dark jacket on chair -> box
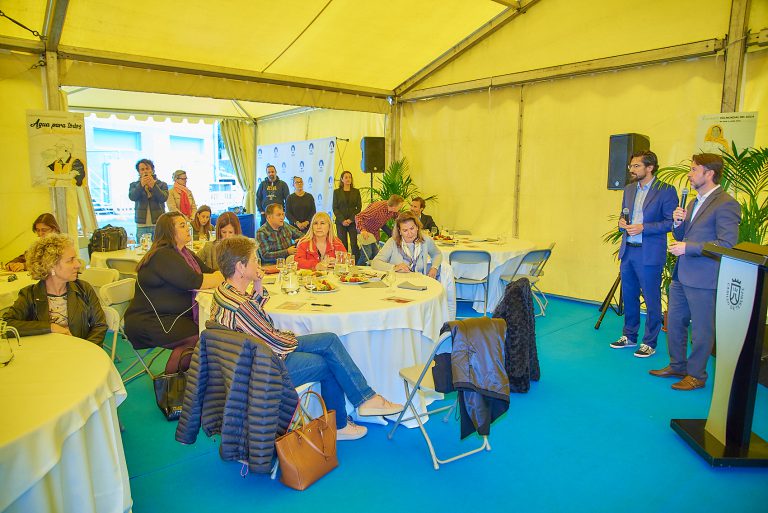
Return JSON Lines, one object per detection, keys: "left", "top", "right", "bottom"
{"left": 2, "top": 279, "right": 107, "bottom": 345}
{"left": 493, "top": 278, "right": 540, "bottom": 392}
{"left": 445, "top": 318, "right": 510, "bottom": 439}
{"left": 176, "top": 326, "right": 298, "bottom": 474}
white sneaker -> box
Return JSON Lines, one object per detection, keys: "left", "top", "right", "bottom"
{"left": 337, "top": 419, "right": 367, "bottom": 441}
{"left": 357, "top": 395, "right": 403, "bottom": 416}
{"left": 634, "top": 344, "right": 656, "bottom": 358}
{"left": 609, "top": 335, "right": 637, "bottom": 349}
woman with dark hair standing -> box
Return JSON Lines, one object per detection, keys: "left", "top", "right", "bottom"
{"left": 332, "top": 171, "right": 362, "bottom": 263}
{"left": 124, "top": 212, "right": 223, "bottom": 373}
{"left": 5, "top": 213, "right": 61, "bottom": 272}
{"left": 195, "top": 211, "right": 242, "bottom": 271}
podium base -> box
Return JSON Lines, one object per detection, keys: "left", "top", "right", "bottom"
{"left": 671, "top": 419, "right": 768, "bottom": 467}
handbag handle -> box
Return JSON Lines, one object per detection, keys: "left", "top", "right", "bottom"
{"left": 292, "top": 389, "right": 330, "bottom": 430}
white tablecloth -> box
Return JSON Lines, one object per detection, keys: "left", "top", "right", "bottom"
{"left": 89, "top": 248, "right": 143, "bottom": 269}
{"left": 438, "top": 237, "right": 535, "bottom": 313}
{"left": 0, "top": 273, "right": 36, "bottom": 311}
{"left": 0, "top": 334, "right": 131, "bottom": 513}
{"left": 196, "top": 272, "right": 449, "bottom": 420}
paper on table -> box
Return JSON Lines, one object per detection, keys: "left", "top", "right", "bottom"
{"left": 398, "top": 281, "right": 427, "bottom": 291}
{"left": 360, "top": 281, "right": 387, "bottom": 288}
{"left": 275, "top": 301, "right": 305, "bottom": 310}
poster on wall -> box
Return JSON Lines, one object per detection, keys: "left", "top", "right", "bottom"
{"left": 696, "top": 112, "right": 757, "bottom": 154}
{"left": 256, "top": 137, "right": 337, "bottom": 217}
{"left": 26, "top": 110, "right": 88, "bottom": 188}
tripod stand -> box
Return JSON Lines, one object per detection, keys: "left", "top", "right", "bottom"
{"left": 594, "top": 272, "right": 623, "bottom": 329}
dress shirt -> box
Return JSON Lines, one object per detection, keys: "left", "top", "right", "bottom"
{"left": 255, "top": 222, "right": 303, "bottom": 264}
{"left": 627, "top": 178, "right": 654, "bottom": 244}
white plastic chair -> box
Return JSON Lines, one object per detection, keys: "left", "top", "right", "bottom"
{"left": 79, "top": 267, "right": 119, "bottom": 300}
{"left": 100, "top": 278, "right": 135, "bottom": 363}
{"left": 387, "top": 330, "right": 491, "bottom": 470}
{"left": 449, "top": 250, "right": 491, "bottom": 317}
{"left": 500, "top": 244, "right": 554, "bottom": 316}
{"left": 106, "top": 258, "right": 138, "bottom": 280}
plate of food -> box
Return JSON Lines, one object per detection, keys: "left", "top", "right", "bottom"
{"left": 338, "top": 273, "right": 369, "bottom": 284}
{"left": 297, "top": 269, "right": 326, "bottom": 278}
{"left": 360, "top": 270, "right": 383, "bottom": 281}
{"left": 307, "top": 279, "right": 338, "bottom": 293}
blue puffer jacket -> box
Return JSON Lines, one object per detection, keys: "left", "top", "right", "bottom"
{"left": 175, "top": 326, "right": 299, "bottom": 474}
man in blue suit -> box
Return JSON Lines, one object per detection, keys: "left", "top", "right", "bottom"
{"left": 650, "top": 153, "right": 741, "bottom": 390}
{"left": 610, "top": 150, "right": 678, "bottom": 357}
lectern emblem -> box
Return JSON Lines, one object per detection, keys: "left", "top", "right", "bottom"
{"left": 727, "top": 278, "right": 743, "bottom": 310}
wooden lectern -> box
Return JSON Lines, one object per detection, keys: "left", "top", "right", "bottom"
{"left": 671, "top": 242, "right": 768, "bottom": 466}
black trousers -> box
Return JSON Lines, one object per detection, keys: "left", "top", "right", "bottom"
{"left": 336, "top": 221, "right": 359, "bottom": 262}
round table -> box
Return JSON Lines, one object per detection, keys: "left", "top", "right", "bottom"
{"left": 437, "top": 237, "right": 535, "bottom": 313}
{"left": 0, "top": 272, "right": 36, "bottom": 311}
{"left": 196, "top": 271, "right": 449, "bottom": 421}
{"left": 0, "top": 334, "right": 131, "bottom": 513}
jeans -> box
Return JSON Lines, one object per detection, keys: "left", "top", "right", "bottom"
{"left": 284, "top": 332, "right": 375, "bottom": 428}
{"left": 357, "top": 242, "right": 379, "bottom": 265}
{"left": 136, "top": 225, "right": 155, "bottom": 240}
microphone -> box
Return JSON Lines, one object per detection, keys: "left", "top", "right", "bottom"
{"left": 621, "top": 208, "right": 630, "bottom": 224}
{"left": 680, "top": 188, "right": 689, "bottom": 209}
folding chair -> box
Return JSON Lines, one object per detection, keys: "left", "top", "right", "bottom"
{"left": 449, "top": 250, "right": 491, "bottom": 317}
{"left": 106, "top": 258, "right": 138, "bottom": 280}
{"left": 387, "top": 330, "right": 491, "bottom": 470}
{"left": 79, "top": 266, "right": 119, "bottom": 300}
{"left": 500, "top": 245, "right": 554, "bottom": 316}
{"left": 100, "top": 278, "right": 165, "bottom": 382}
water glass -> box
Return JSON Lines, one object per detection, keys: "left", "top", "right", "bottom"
{"left": 276, "top": 257, "right": 286, "bottom": 272}
{"left": 384, "top": 270, "right": 396, "bottom": 291}
{"left": 209, "top": 230, "right": 216, "bottom": 241}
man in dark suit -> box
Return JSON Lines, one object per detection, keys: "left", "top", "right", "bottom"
{"left": 650, "top": 153, "right": 741, "bottom": 390}
{"left": 410, "top": 197, "right": 438, "bottom": 234}
{"left": 610, "top": 151, "right": 678, "bottom": 357}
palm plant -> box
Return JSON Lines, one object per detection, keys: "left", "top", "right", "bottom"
{"left": 360, "top": 157, "right": 436, "bottom": 204}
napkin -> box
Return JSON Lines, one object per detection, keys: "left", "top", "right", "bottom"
{"left": 360, "top": 281, "right": 387, "bottom": 288}
{"left": 398, "top": 281, "right": 427, "bottom": 291}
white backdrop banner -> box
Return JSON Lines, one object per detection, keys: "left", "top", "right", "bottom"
{"left": 26, "top": 110, "right": 88, "bottom": 188}
{"left": 256, "top": 137, "right": 337, "bottom": 216}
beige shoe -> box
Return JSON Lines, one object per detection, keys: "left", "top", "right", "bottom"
{"left": 337, "top": 420, "right": 367, "bottom": 441}
{"left": 357, "top": 395, "right": 404, "bottom": 417}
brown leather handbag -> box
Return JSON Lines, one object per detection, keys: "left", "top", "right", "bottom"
{"left": 275, "top": 390, "right": 338, "bottom": 490}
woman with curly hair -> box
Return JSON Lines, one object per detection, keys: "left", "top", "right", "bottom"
{"left": 2, "top": 234, "right": 107, "bottom": 344}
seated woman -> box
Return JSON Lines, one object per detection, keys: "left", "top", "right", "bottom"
{"left": 295, "top": 212, "right": 347, "bottom": 270}
{"left": 125, "top": 212, "right": 224, "bottom": 373}
{"left": 372, "top": 212, "right": 442, "bottom": 279}
{"left": 3, "top": 234, "right": 106, "bottom": 344}
{"left": 196, "top": 211, "right": 242, "bottom": 271}
{"left": 190, "top": 205, "right": 213, "bottom": 241}
{"left": 6, "top": 213, "right": 61, "bottom": 272}
{"left": 211, "top": 236, "right": 403, "bottom": 440}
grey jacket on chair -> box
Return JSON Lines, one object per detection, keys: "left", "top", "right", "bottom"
{"left": 175, "top": 326, "right": 299, "bottom": 474}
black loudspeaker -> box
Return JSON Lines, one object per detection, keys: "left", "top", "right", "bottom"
{"left": 361, "top": 136, "right": 385, "bottom": 173}
{"left": 607, "top": 133, "right": 650, "bottom": 190}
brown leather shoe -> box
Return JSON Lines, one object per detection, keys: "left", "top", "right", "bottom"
{"left": 671, "top": 376, "right": 705, "bottom": 391}
{"left": 649, "top": 366, "right": 685, "bottom": 378}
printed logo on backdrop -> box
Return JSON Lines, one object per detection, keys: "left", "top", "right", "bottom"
{"left": 257, "top": 148, "right": 263, "bottom": 158}
{"left": 727, "top": 279, "right": 744, "bottom": 310}
{"left": 329, "top": 140, "right": 335, "bottom": 153}
{"left": 299, "top": 161, "right": 305, "bottom": 174}
{"left": 318, "top": 159, "right": 324, "bottom": 173}
{"left": 273, "top": 147, "right": 279, "bottom": 158}
{"left": 308, "top": 143, "right": 315, "bottom": 155}
{"left": 318, "top": 193, "right": 323, "bottom": 203}
{"left": 328, "top": 176, "right": 334, "bottom": 187}
{"left": 281, "top": 162, "right": 287, "bottom": 173}
{"left": 290, "top": 145, "right": 296, "bottom": 156}
{"left": 26, "top": 110, "right": 88, "bottom": 188}
{"left": 307, "top": 177, "right": 313, "bottom": 191}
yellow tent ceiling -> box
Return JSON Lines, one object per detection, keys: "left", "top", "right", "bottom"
{"left": 1, "top": 0, "right": 508, "bottom": 115}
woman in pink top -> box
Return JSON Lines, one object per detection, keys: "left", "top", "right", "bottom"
{"left": 295, "top": 212, "right": 347, "bottom": 270}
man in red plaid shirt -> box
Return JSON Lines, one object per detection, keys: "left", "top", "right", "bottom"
{"left": 354, "top": 194, "right": 404, "bottom": 264}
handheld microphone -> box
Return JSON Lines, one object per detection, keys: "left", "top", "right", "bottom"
{"left": 680, "top": 188, "right": 689, "bottom": 209}
{"left": 621, "top": 208, "right": 630, "bottom": 224}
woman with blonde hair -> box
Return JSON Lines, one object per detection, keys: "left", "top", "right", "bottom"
{"left": 3, "top": 234, "right": 107, "bottom": 344}
{"left": 372, "top": 212, "right": 442, "bottom": 279}
{"left": 295, "top": 212, "right": 347, "bottom": 270}
{"left": 196, "top": 211, "right": 242, "bottom": 271}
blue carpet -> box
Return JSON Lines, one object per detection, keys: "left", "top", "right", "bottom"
{"left": 114, "top": 298, "right": 768, "bottom": 512}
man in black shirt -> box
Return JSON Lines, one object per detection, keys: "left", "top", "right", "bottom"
{"left": 256, "top": 164, "right": 290, "bottom": 225}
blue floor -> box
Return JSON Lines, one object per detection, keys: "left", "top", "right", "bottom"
{"left": 113, "top": 298, "right": 768, "bottom": 513}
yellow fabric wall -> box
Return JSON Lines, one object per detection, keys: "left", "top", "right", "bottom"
{"left": 256, "top": 109, "right": 385, "bottom": 201}
{"left": 744, "top": 49, "right": 768, "bottom": 144}
{"left": 0, "top": 53, "right": 52, "bottom": 264}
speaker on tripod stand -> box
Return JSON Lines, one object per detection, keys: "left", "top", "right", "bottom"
{"left": 361, "top": 136, "right": 385, "bottom": 202}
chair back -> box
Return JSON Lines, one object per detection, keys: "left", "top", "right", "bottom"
{"left": 99, "top": 278, "right": 136, "bottom": 318}
{"left": 106, "top": 258, "right": 138, "bottom": 280}
{"left": 449, "top": 250, "right": 491, "bottom": 266}
{"left": 79, "top": 267, "right": 119, "bottom": 296}
{"left": 518, "top": 249, "right": 552, "bottom": 279}
{"left": 102, "top": 305, "right": 121, "bottom": 332}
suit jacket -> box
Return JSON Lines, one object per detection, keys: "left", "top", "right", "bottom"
{"left": 672, "top": 187, "right": 741, "bottom": 289}
{"left": 618, "top": 180, "right": 678, "bottom": 266}
{"left": 419, "top": 213, "right": 438, "bottom": 233}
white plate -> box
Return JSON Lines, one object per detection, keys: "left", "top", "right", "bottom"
{"left": 307, "top": 286, "right": 338, "bottom": 293}
{"left": 338, "top": 279, "right": 369, "bottom": 285}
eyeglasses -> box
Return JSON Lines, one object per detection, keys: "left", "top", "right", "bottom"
{"left": 627, "top": 164, "right": 645, "bottom": 170}
{"left": 177, "top": 176, "right": 188, "bottom": 181}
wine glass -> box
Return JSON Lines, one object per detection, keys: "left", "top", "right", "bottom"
{"left": 306, "top": 278, "right": 317, "bottom": 300}
{"left": 383, "top": 270, "right": 396, "bottom": 291}
{"left": 209, "top": 230, "right": 216, "bottom": 242}
{"left": 276, "top": 257, "right": 286, "bottom": 272}
{"left": 430, "top": 226, "right": 439, "bottom": 237}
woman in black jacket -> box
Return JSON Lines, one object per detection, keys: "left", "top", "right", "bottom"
{"left": 332, "top": 171, "right": 362, "bottom": 263}
{"left": 3, "top": 234, "right": 107, "bottom": 345}
{"left": 125, "top": 212, "right": 223, "bottom": 372}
